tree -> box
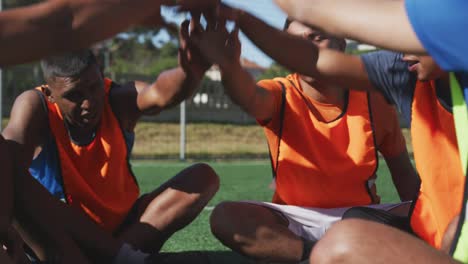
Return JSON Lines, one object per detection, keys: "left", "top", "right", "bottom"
{"left": 257, "top": 63, "right": 290, "bottom": 81}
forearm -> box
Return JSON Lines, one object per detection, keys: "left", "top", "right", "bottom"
{"left": 220, "top": 62, "right": 272, "bottom": 121}
{"left": 236, "top": 11, "right": 319, "bottom": 77}
{"left": 0, "top": 0, "right": 163, "bottom": 66}
{"left": 143, "top": 67, "right": 202, "bottom": 113}
{"left": 386, "top": 152, "right": 420, "bottom": 201}
{"left": 275, "top": 0, "right": 424, "bottom": 54}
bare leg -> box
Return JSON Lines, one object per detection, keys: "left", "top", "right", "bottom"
{"left": 310, "top": 219, "right": 459, "bottom": 264}
{"left": 118, "top": 163, "right": 219, "bottom": 253}
{"left": 0, "top": 136, "right": 14, "bottom": 240}
{"left": 0, "top": 249, "right": 13, "bottom": 264}
{"left": 3, "top": 226, "right": 31, "bottom": 264}
{"left": 13, "top": 166, "right": 122, "bottom": 263}
{"left": 210, "top": 202, "right": 304, "bottom": 263}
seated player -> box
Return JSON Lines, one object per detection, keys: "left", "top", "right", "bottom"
{"left": 188, "top": 16, "right": 419, "bottom": 263}
{"left": 203, "top": 4, "right": 465, "bottom": 263}
{"left": 2, "top": 20, "right": 220, "bottom": 256}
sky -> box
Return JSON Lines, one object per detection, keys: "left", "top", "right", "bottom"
{"left": 159, "top": 0, "right": 287, "bottom": 67}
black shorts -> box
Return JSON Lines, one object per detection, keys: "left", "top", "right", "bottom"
{"left": 342, "top": 206, "right": 414, "bottom": 234}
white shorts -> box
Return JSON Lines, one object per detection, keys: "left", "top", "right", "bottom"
{"left": 243, "top": 201, "right": 412, "bottom": 242}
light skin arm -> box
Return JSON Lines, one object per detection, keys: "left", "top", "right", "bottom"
{"left": 274, "top": 0, "right": 425, "bottom": 54}
{"left": 219, "top": 5, "right": 375, "bottom": 91}
{"left": 0, "top": 0, "right": 218, "bottom": 66}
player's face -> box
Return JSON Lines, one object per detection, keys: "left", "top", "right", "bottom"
{"left": 287, "top": 21, "right": 345, "bottom": 51}
{"left": 47, "top": 64, "right": 105, "bottom": 131}
{"left": 402, "top": 54, "right": 444, "bottom": 81}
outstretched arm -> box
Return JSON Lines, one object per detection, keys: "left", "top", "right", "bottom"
{"left": 0, "top": 0, "right": 219, "bottom": 66}
{"left": 111, "top": 19, "right": 211, "bottom": 129}
{"left": 274, "top": 0, "right": 425, "bottom": 54}
{"left": 136, "top": 19, "right": 211, "bottom": 114}
{"left": 219, "top": 5, "right": 374, "bottom": 91}
{"left": 189, "top": 19, "right": 276, "bottom": 121}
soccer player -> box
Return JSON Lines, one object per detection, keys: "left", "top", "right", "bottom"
{"left": 2, "top": 19, "right": 219, "bottom": 261}
{"left": 0, "top": 1, "right": 218, "bottom": 262}
{"left": 189, "top": 15, "right": 419, "bottom": 263}
{"left": 211, "top": 4, "right": 466, "bottom": 264}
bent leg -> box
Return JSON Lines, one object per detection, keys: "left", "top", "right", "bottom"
{"left": 118, "top": 163, "right": 219, "bottom": 253}
{"left": 310, "top": 219, "right": 459, "bottom": 264}
{"left": 210, "top": 201, "right": 304, "bottom": 263}
{"left": 0, "top": 249, "right": 13, "bottom": 264}
{"left": 13, "top": 166, "right": 120, "bottom": 263}
{"left": 0, "top": 136, "right": 14, "bottom": 240}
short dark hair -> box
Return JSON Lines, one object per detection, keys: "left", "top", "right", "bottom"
{"left": 41, "top": 49, "right": 97, "bottom": 80}
{"left": 283, "top": 17, "right": 293, "bottom": 31}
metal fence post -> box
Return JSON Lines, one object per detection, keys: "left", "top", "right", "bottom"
{"left": 180, "top": 101, "right": 186, "bottom": 161}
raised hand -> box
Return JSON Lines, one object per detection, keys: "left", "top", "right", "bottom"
{"left": 178, "top": 17, "right": 212, "bottom": 79}
{"left": 189, "top": 19, "right": 241, "bottom": 70}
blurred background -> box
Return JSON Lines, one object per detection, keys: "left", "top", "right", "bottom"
{"left": 0, "top": 1, "right": 409, "bottom": 262}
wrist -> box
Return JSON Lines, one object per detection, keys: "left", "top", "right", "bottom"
{"left": 219, "top": 59, "right": 242, "bottom": 74}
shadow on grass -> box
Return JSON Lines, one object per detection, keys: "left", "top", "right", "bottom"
{"left": 152, "top": 250, "right": 255, "bottom": 264}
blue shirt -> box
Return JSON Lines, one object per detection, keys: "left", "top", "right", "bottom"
{"left": 405, "top": 0, "right": 468, "bottom": 105}
{"left": 361, "top": 50, "right": 452, "bottom": 127}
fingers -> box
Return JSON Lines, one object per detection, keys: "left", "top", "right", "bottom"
{"left": 229, "top": 25, "right": 240, "bottom": 45}
{"left": 190, "top": 12, "right": 203, "bottom": 37}
{"left": 179, "top": 20, "right": 190, "bottom": 49}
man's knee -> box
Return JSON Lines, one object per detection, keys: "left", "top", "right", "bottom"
{"left": 210, "top": 202, "right": 238, "bottom": 240}
{"left": 186, "top": 163, "right": 219, "bottom": 196}
{"left": 310, "top": 220, "right": 361, "bottom": 264}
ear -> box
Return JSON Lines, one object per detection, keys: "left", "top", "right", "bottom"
{"left": 42, "top": 85, "right": 55, "bottom": 103}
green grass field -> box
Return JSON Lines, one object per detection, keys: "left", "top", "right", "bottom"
{"left": 131, "top": 159, "right": 401, "bottom": 263}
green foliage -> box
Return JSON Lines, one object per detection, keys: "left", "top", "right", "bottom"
{"left": 109, "top": 40, "right": 179, "bottom": 77}
{"left": 257, "top": 63, "right": 291, "bottom": 81}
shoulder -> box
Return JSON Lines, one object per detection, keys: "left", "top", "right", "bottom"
{"left": 4, "top": 89, "right": 49, "bottom": 142}
{"left": 108, "top": 80, "right": 141, "bottom": 131}
{"left": 13, "top": 89, "right": 47, "bottom": 117}
{"left": 257, "top": 78, "right": 283, "bottom": 90}
{"left": 369, "top": 91, "right": 397, "bottom": 115}
{"left": 360, "top": 50, "right": 405, "bottom": 74}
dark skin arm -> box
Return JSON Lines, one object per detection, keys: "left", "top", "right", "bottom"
{"left": 0, "top": 0, "right": 218, "bottom": 66}
{"left": 111, "top": 19, "right": 210, "bottom": 130}
{"left": 274, "top": 0, "right": 425, "bottom": 54}
{"left": 384, "top": 151, "right": 420, "bottom": 202}
{"left": 218, "top": 5, "right": 374, "bottom": 91}
{"left": 189, "top": 17, "right": 276, "bottom": 121}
